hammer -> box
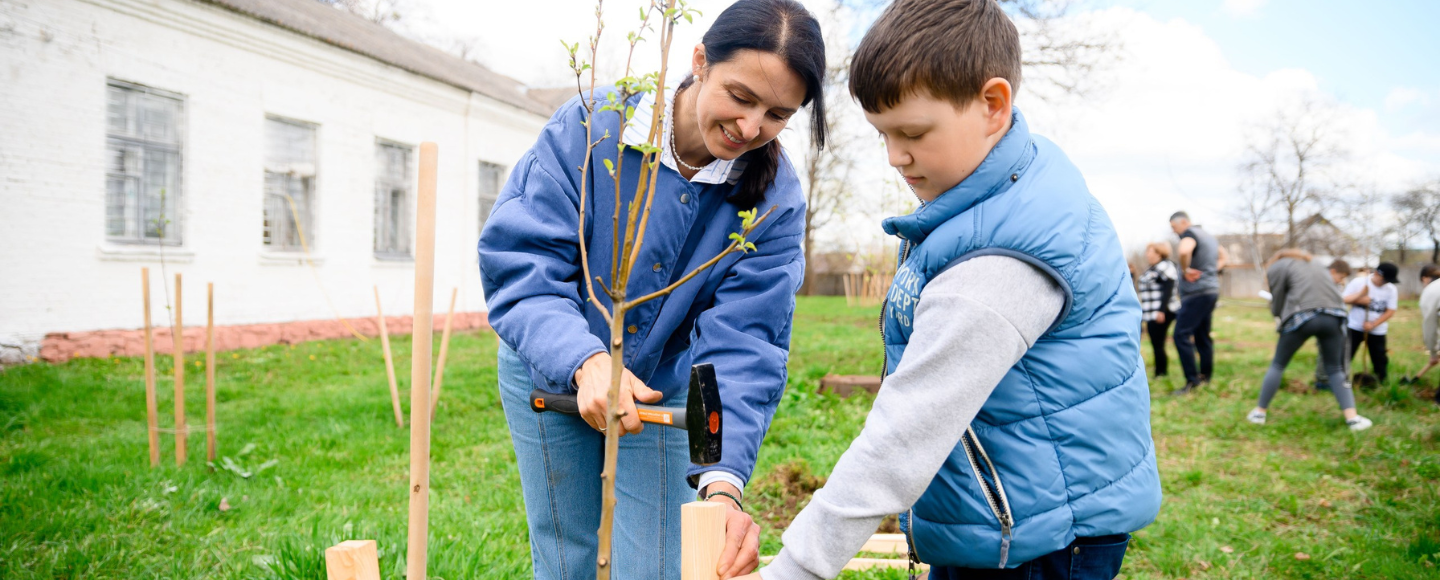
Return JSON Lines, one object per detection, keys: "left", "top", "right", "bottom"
{"left": 529, "top": 363, "right": 723, "bottom": 465}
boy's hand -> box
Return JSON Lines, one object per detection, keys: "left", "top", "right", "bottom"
{"left": 574, "top": 352, "right": 663, "bottom": 435}
{"left": 706, "top": 482, "right": 761, "bottom": 579}
{"left": 1184, "top": 268, "right": 1202, "bottom": 283}
{"left": 1363, "top": 320, "right": 1379, "bottom": 332}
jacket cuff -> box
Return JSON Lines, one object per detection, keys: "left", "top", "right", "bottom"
{"left": 557, "top": 344, "right": 608, "bottom": 393}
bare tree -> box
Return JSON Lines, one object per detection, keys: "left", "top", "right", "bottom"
{"left": 318, "top": 0, "right": 409, "bottom": 28}
{"left": 1004, "top": 0, "right": 1121, "bottom": 102}
{"left": 799, "top": 1, "right": 862, "bottom": 295}
{"left": 1236, "top": 97, "right": 1345, "bottom": 249}
{"left": 1393, "top": 180, "right": 1440, "bottom": 264}
{"left": 845, "top": 0, "right": 1121, "bottom": 102}
{"left": 1230, "top": 164, "right": 1278, "bottom": 272}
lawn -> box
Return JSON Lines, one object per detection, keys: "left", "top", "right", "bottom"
{"left": 2, "top": 297, "right": 1438, "bottom": 579}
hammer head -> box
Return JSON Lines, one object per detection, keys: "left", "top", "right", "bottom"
{"left": 686, "top": 363, "right": 723, "bottom": 466}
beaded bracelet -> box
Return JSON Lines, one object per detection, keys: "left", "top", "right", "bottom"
{"left": 704, "top": 490, "right": 744, "bottom": 513}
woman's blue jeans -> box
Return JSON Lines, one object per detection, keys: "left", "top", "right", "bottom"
{"left": 498, "top": 341, "right": 692, "bottom": 580}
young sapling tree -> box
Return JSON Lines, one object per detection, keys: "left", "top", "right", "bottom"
{"left": 564, "top": 1, "right": 774, "bottom": 578}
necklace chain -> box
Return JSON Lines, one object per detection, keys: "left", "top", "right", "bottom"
{"left": 668, "top": 92, "right": 706, "bottom": 172}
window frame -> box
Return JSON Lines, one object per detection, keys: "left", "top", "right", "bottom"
{"left": 373, "top": 139, "right": 415, "bottom": 260}
{"left": 261, "top": 115, "right": 320, "bottom": 253}
{"left": 478, "top": 160, "right": 506, "bottom": 236}
{"left": 104, "top": 79, "right": 186, "bottom": 246}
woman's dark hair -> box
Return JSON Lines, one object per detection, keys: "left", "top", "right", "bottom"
{"left": 686, "top": 0, "right": 827, "bottom": 208}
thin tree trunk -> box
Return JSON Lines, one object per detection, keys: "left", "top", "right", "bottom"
{"left": 596, "top": 314, "right": 626, "bottom": 580}
{"left": 800, "top": 223, "right": 815, "bottom": 295}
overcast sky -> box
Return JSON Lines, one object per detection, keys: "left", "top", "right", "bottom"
{"left": 390, "top": 0, "right": 1440, "bottom": 251}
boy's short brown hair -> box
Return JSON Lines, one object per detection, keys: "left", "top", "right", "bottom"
{"left": 1328, "top": 259, "right": 1351, "bottom": 276}
{"left": 849, "top": 0, "right": 1022, "bottom": 113}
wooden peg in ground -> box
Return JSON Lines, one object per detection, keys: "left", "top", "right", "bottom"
{"left": 141, "top": 268, "right": 159, "bottom": 467}
{"left": 406, "top": 141, "right": 439, "bottom": 580}
{"left": 374, "top": 286, "right": 403, "bottom": 428}
{"left": 682, "top": 501, "right": 727, "bottom": 580}
{"left": 324, "top": 539, "right": 380, "bottom": 580}
{"left": 206, "top": 282, "right": 217, "bottom": 462}
{"left": 430, "top": 287, "right": 457, "bottom": 420}
{"left": 173, "top": 273, "right": 186, "bottom": 466}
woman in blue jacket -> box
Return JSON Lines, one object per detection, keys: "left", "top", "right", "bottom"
{"left": 477, "top": 1, "right": 827, "bottom": 578}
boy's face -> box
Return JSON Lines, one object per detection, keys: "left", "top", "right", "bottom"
{"left": 864, "top": 79, "right": 1012, "bottom": 202}
{"left": 1330, "top": 269, "right": 1346, "bottom": 284}
{"left": 1371, "top": 272, "right": 1385, "bottom": 286}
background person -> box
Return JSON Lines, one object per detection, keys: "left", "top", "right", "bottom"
{"left": 1344, "top": 262, "right": 1400, "bottom": 384}
{"left": 1314, "top": 259, "right": 1351, "bottom": 391}
{"left": 1139, "top": 241, "right": 1180, "bottom": 378}
{"left": 1169, "top": 211, "right": 1229, "bottom": 394}
{"left": 477, "top": 1, "right": 828, "bottom": 577}
{"left": 1416, "top": 264, "right": 1440, "bottom": 399}
{"left": 1246, "top": 250, "right": 1371, "bottom": 431}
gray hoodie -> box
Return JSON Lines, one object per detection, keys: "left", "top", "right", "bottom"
{"left": 1266, "top": 256, "right": 1344, "bottom": 327}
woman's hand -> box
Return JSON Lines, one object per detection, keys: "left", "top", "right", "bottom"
{"left": 1155, "top": 311, "right": 1165, "bottom": 324}
{"left": 705, "top": 481, "right": 762, "bottom": 579}
{"left": 574, "top": 352, "right": 663, "bottom": 435}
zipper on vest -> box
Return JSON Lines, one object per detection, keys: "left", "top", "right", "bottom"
{"left": 961, "top": 427, "right": 1014, "bottom": 568}
{"left": 904, "top": 508, "right": 923, "bottom": 580}
{"left": 879, "top": 240, "right": 913, "bottom": 381}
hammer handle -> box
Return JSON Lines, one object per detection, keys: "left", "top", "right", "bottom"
{"left": 528, "top": 389, "right": 688, "bottom": 428}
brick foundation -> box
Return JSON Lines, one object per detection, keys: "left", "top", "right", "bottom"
{"left": 39, "top": 312, "right": 490, "bottom": 363}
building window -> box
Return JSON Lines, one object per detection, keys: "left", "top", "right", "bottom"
{"left": 374, "top": 141, "right": 413, "bottom": 258}
{"left": 479, "top": 161, "right": 505, "bottom": 233}
{"left": 106, "top": 81, "right": 184, "bottom": 244}
{"left": 263, "top": 116, "right": 317, "bottom": 251}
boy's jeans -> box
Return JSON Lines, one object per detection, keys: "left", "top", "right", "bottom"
{"left": 928, "top": 534, "right": 1130, "bottom": 580}
{"left": 497, "top": 341, "right": 692, "bottom": 580}
{"left": 1173, "top": 293, "right": 1218, "bottom": 383}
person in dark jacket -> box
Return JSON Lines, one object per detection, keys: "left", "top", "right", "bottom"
{"left": 477, "top": 2, "right": 830, "bottom": 578}
{"left": 1247, "top": 250, "right": 1372, "bottom": 431}
{"left": 1138, "top": 242, "right": 1180, "bottom": 377}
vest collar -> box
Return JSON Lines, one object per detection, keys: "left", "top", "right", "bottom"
{"left": 882, "top": 109, "right": 1036, "bottom": 245}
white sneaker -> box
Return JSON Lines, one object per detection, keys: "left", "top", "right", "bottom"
{"left": 1247, "top": 409, "right": 1267, "bottom": 425}
{"left": 1347, "top": 415, "right": 1373, "bottom": 432}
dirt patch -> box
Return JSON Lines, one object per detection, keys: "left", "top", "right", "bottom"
{"left": 748, "top": 459, "right": 899, "bottom": 533}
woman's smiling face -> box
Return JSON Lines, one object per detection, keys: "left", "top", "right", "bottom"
{"left": 688, "top": 47, "right": 806, "bottom": 161}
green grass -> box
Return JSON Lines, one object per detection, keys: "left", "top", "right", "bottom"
{"left": 2, "top": 297, "right": 1437, "bottom": 579}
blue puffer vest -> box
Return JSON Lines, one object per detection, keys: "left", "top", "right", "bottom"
{"left": 886, "top": 110, "right": 1161, "bottom": 569}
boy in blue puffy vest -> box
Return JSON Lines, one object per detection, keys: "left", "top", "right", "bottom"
{"left": 745, "top": 1, "right": 1161, "bottom": 579}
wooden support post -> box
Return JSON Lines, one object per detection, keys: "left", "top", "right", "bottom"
{"left": 375, "top": 286, "right": 403, "bottom": 428}
{"left": 206, "top": 282, "right": 216, "bottom": 463}
{"left": 142, "top": 268, "right": 159, "bottom": 467}
{"left": 173, "top": 273, "right": 186, "bottom": 466}
{"left": 681, "top": 501, "right": 727, "bottom": 580}
{"left": 406, "top": 141, "right": 439, "bottom": 580}
{"left": 430, "top": 287, "right": 457, "bottom": 420}
{"left": 324, "top": 539, "right": 381, "bottom": 580}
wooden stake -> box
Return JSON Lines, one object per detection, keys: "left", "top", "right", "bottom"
{"left": 206, "top": 282, "right": 216, "bottom": 463}
{"left": 406, "top": 141, "right": 438, "bottom": 580}
{"left": 173, "top": 273, "right": 186, "bottom": 466}
{"left": 681, "top": 501, "right": 727, "bottom": 580}
{"left": 375, "top": 286, "right": 403, "bottom": 428}
{"left": 430, "top": 287, "right": 457, "bottom": 420}
{"left": 142, "top": 268, "right": 159, "bottom": 467}
{"left": 324, "top": 539, "right": 381, "bottom": 580}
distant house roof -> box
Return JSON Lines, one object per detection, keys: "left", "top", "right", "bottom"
{"left": 197, "top": 0, "right": 556, "bottom": 117}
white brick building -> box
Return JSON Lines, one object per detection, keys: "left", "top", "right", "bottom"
{"left": 0, "top": 0, "right": 562, "bottom": 362}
